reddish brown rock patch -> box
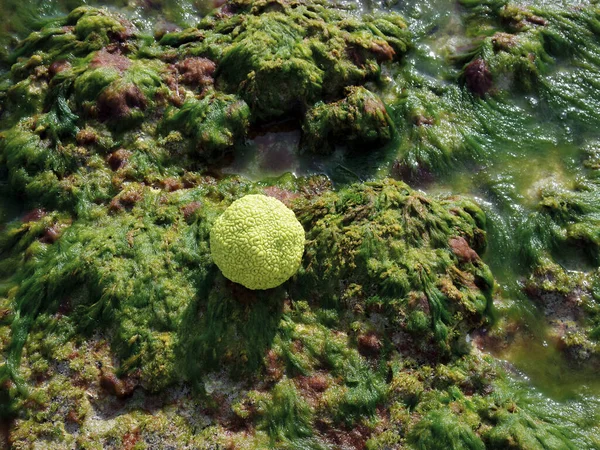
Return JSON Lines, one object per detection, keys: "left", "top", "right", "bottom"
{"left": 161, "top": 177, "right": 183, "bottom": 192}
{"left": 48, "top": 59, "right": 71, "bottom": 78}
{"left": 370, "top": 41, "right": 395, "bottom": 62}
{"left": 99, "top": 367, "right": 138, "bottom": 399}
{"left": 107, "top": 149, "right": 131, "bottom": 171}
{"left": 449, "top": 236, "right": 479, "bottom": 263}
{"left": 464, "top": 58, "right": 493, "bottom": 97}
{"left": 97, "top": 84, "right": 146, "bottom": 121}
{"left": 175, "top": 57, "right": 216, "bottom": 88}
{"left": 357, "top": 332, "right": 383, "bottom": 357}
{"left": 21, "top": 208, "right": 47, "bottom": 223}
{"left": 76, "top": 128, "right": 98, "bottom": 146}
{"left": 264, "top": 186, "right": 300, "bottom": 207}
{"left": 90, "top": 49, "right": 131, "bottom": 72}
{"left": 181, "top": 201, "right": 203, "bottom": 221}
{"left": 316, "top": 420, "right": 371, "bottom": 450}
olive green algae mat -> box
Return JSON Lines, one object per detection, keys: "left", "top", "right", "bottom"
{"left": 0, "top": 0, "right": 599, "bottom": 448}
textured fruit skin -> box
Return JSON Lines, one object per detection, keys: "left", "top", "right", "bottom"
{"left": 210, "top": 195, "right": 305, "bottom": 290}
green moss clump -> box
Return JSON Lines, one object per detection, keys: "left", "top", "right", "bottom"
{"left": 161, "top": 90, "right": 250, "bottom": 161}
{"left": 258, "top": 378, "right": 314, "bottom": 444}
{"left": 72, "top": 7, "right": 129, "bottom": 45}
{"left": 74, "top": 59, "right": 167, "bottom": 128}
{"left": 159, "top": 0, "right": 410, "bottom": 150}
{"left": 9, "top": 7, "right": 128, "bottom": 67}
{"left": 293, "top": 179, "right": 494, "bottom": 353}
{"left": 205, "top": 0, "right": 410, "bottom": 121}
{"left": 408, "top": 409, "right": 485, "bottom": 450}
{"left": 302, "top": 86, "right": 393, "bottom": 154}
{"left": 458, "top": 0, "right": 600, "bottom": 126}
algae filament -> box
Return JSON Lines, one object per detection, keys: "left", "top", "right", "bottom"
{"left": 0, "top": 0, "right": 599, "bottom": 448}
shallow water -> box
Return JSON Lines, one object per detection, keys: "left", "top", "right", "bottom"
{"left": 384, "top": 0, "right": 600, "bottom": 407}
{"left": 1, "top": 0, "right": 599, "bottom": 440}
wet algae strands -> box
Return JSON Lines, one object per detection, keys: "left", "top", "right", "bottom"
{"left": 0, "top": 0, "right": 599, "bottom": 448}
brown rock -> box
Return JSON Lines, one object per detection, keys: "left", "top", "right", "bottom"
{"left": 161, "top": 177, "right": 183, "bottom": 192}
{"left": 107, "top": 149, "right": 131, "bottom": 171}
{"left": 449, "top": 236, "right": 479, "bottom": 263}
{"left": 357, "top": 333, "right": 383, "bottom": 357}
{"left": 175, "top": 57, "right": 216, "bottom": 88}
{"left": 21, "top": 208, "right": 46, "bottom": 222}
{"left": 40, "top": 225, "right": 63, "bottom": 244}
{"left": 181, "top": 201, "right": 203, "bottom": 221}
{"left": 48, "top": 59, "right": 71, "bottom": 78}
{"left": 464, "top": 58, "right": 493, "bottom": 97}
{"left": 97, "top": 84, "right": 146, "bottom": 121}
{"left": 99, "top": 368, "right": 138, "bottom": 399}
{"left": 76, "top": 129, "right": 98, "bottom": 146}
{"left": 90, "top": 49, "right": 131, "bottom": 72}
{"left": 370, "top": 41, "right": 395, "bottom": 62}
{"left": 264, "top": 186, "right": 300, "bottom": 207}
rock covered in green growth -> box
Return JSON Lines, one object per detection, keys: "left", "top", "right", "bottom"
{"left": 523, "top": 261, "right": 600, "bottom": 368}
{"left": 408, "top": 409, "right": 485, "bottom": 450}
{"left": 0, "top": 314, "right": 232, "bottom": 448}
{"left": 379, "top": 62, "right": 552, "bottom": 177}
{"left": 506, "top": 144, "right": 600, "bottom": 270}
{"left": 210, "top": 194, "right": 305, "bottom": 290}
{"left": 201, "top": 0, "right": 410, "bottom": 121}
{"left": 0, "top": 180, "right": 257, "bottom": 391}
{"left": 72, "top": 6, "right": 131, "bottom": 44}
{"left": 458, "top": 0, "right": 600, "bottom": 125}
{"left": 293, "top": 179, "right": 494, "bottom": 353}
{"left": 0, "top": 2, "right": 412, "bottom": 211}
{"left": 302, "top": 86, "right": 393, "bottom": 154}
{"left": 8, "top": 7, "right": 129, "bottom": 66}
{"left": 373, "top": 353, "right": 600, "bottom": 450}
{"left": 158, "top": 0, "right": 410, "bottom": 149}
{"left": 0, "top": 7, "right": 237, "bottom": 209}
{"left": 74, "top": 57, "right": 167, "bottom": 128}
{"left": 531, "top": 182, "right": 600, "bottom": 266}
{"left": 475, "top": 146, "right": 600, "bottom": 367}
{"left": 0, "top": 122, "right": 115, "bottom": 210}
{"left": 161, "top": 90, "right": 250, "bottom": 161}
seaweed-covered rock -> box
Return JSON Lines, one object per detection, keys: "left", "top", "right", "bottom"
{"left": 162, "top": 0, "right": 410, "bottom": 144}
{"left": 2, "top": 1, "right": 600, "bottom": 448}
{"left": 523, "top": 262, "right": 600, "bottom": 368}
{"left": 302, "top": 86, "right": 393, "bottom": 154}
{"left": 74, "top": 58, "right": 167, "bottom": 127}
{"left": 0, "top": 178, "right": 493, "bottom": 394}
{"left": 0, "top": 2, "right": 411, "bottom": 208}
{"left": 381, "top": 64, "right": 552, "bottom": 178}
{"left": 0, "top": 173, "right": 493, "bottom": 446}
{"left": 294, "top": 179, "right": 494, "bottom": 354}
{"left": 211, "top": 1, "right": 409, "bottom": 120}
{"left": 160, "top": 90, "right": 250, "bottom": 161}
{"left": 381, "top": 1, "right": 600, "bottom": 177}
{"left": 459, "top": 0, "right": 600, "bottom": 125}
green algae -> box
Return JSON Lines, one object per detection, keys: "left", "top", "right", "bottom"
{"left": 161, "top": 90, "right": 250, "bottom": 161}
{"left": 294, "top": 179, "right": 494, "bottom": 353}
{"left": 171, "top": 0, "right": 410, "bottom": 131}
{"left": 302, "top": 85, "right": 394, "bottom": 154}
{"left": 408, "top": 409, "right": 485, "bottom": 450}
{"left": 457, "top": 1, "right": 600, "bottom": 127}
{"left": 1, "top": 0, "right": 600, "bottom": 448}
